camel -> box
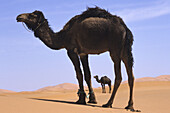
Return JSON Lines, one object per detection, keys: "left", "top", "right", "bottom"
{"left": 16, "top": 7, "right": 135, "bottom": 110}
{"left": 94, "top": 75, "right": 111, "bottom": 93}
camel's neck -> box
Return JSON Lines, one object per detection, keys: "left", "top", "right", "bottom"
{"left": 34, "top": 21, "right": 65, "bottom": 50}
{"left": 95, "top": 77, "right": 101, "bottom": 83}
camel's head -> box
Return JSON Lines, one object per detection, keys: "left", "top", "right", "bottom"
{"left": 16, "top": 10, "right": 45, "bottom": 31}
{"left": 94, "top": 75, "right": 98, "bottom": 79}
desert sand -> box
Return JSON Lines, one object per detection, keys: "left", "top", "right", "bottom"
{"left": 0, "top": 76, "right": 170, "bottom": 113}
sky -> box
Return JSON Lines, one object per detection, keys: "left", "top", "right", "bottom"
{"left": 0, "top": 0, "right": 170, "bottom": 92}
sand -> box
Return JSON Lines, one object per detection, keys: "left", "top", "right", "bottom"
{"left": 0, "top": 81, "right": 170, "bottom": 113}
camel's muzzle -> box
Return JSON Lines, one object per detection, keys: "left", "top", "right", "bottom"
{"left": 16, "top": 14, "right": 28, "bottom": 22}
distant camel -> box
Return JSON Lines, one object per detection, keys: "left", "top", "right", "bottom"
{"left": 94, "top": 75, "right": 111, "bottom": 93}
{"left": 16, "top": 7, "right": 135, "bottom": 110}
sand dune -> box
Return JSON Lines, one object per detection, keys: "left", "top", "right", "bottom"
{"left": 1, "top": 75, "right": 168, "bottom": 93}
{"left": 36, "top": 75, "right": 170, "bottom": 92}
{"left": 136, "top": 75, "right": 170, "bottom": 82}
{"left": 123, "top": 75, "right": 170, "bottom": 83}
{"left": 36, "top": 83, "right": 89, "bottom": 92}
{"left": 0, "top": 81, "right": 170, "bottom": 113}
{"left": 1, "top": 76, "right": 170, "bottom": 113}
{"left": 0, "top": 89, "right": 15, "bottom": 94}
{"left": 37, "top": 83, "right": 79, "bottom": 92}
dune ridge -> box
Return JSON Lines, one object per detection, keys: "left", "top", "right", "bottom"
{"left": 37, "top": 75, "right": 170, "bottom": 91}
{"left": 37, "top": 83, "right": 79, "bottom": 92}
{"left": 123, "top": 75, "right": 170, "bottom": 83}
{"left": 1, "top": 75, "right": 169, "bottom": 93}
{"left": 0, "top": 89, "right": 15, "bottom": 94}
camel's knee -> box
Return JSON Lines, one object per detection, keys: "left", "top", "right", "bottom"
{"left": 128, "top": 76, "right": 134, "bottom": 86}
{"left": 76, "top": 72, "right": 83, "bottom": 81}
{"left": 85, "top": 75, "right": 91, "bottom": 83}
{"left": 128, "top": 75, "right": 134, "bottom": 82}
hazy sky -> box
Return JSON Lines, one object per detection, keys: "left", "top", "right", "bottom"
{"left": 0, "top": 0, "right": 170, "bottom": 92}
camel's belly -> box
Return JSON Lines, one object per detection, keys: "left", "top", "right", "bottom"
{"left": 80, "top": 47, "right": 108, "bottom": 55}
{"left": 75, "top": 40, "right": 109, "bottom": 55}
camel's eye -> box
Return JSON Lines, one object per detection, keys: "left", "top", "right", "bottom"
{"left": 29, "top": 14, "right": 37, "bottom": 19}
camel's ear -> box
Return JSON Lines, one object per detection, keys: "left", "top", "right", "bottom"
{"left": 38, "top": 12, "right": 45, "bottom": 22}
{"left": 33, "top": 10, "right": 45, "bottom": 22}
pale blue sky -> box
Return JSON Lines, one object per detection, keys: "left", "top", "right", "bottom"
{"left": 0, "top": 0, "right": 170, "bottom": 92}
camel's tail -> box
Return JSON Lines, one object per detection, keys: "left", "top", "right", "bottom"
{"left": 123, "top": 27, "right": 134, "bottom": 67}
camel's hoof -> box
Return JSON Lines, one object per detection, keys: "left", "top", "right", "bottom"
{"left": 102, "top": 103, "right": 112, "bottom": 108}
{"left": 125, "top": 105, "right": 135, "bottom": 111}
{"left": 75, "top": 100, "right": 86, "bottom": 105}
{"left": 88, "top": 92, "right": 97, "bottom": 104}
{"left": 125, "top": 107, "right": 141, "bottom": 112}
{"left": 125, "top": 105, "right": 134, "bottom": 110}
{"left": 87, "top": 100, "right": 97, "bottom": 104}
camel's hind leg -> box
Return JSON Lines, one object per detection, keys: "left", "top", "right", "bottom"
{"left": 102, "top": 56, "right": 122, "bottom": 108}
{"left": 101, "top": 83, "right": 104, "bottom": 93}
{"left": 67, "top": 51, "right": 86, "bottom": 105}
{"left": 80, "top": 55, "right": 97, "bottom": 104}
{"left": 122, "top": 56, "right": 135, "bottom": 110}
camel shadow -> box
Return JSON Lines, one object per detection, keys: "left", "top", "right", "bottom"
{"left": 31, "top": 98, "right": 123, "bottom": 110}
{"left": 31, "top": 98, "right": 100, "bottom": 107}
{"left": 30, "top": 98, "right": 141, "bottom": 112}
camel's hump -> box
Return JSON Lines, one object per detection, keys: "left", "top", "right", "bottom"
{"left": 80, "top": 7, "right": 114, "bottom": 20}
{"left": 63, "top": 7, "right": 123, "bottom": 31}
{"left": 103, "top": 76, "right": 108, "bottom": 78}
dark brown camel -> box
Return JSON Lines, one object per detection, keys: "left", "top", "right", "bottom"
{"left": 16, "top": 7, "right": 135, "bottom": 110}
{"left": 94, "top": 75, "right": 111, "bottom": 93}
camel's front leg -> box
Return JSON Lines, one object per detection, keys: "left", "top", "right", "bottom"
{"left": 80, "top": 55, "right": 97, "bottom": 104}
{"left": 101, "top": 83, "right": 104, "bottom": 93}
{"left": 101, "top": 84, "right": 106, "bottom": 93}
{"left": 67, "top": 50, "right": 86, "bottom": 105}
{"left": 108, "top": 83, "right": 112, "bottom": 93}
